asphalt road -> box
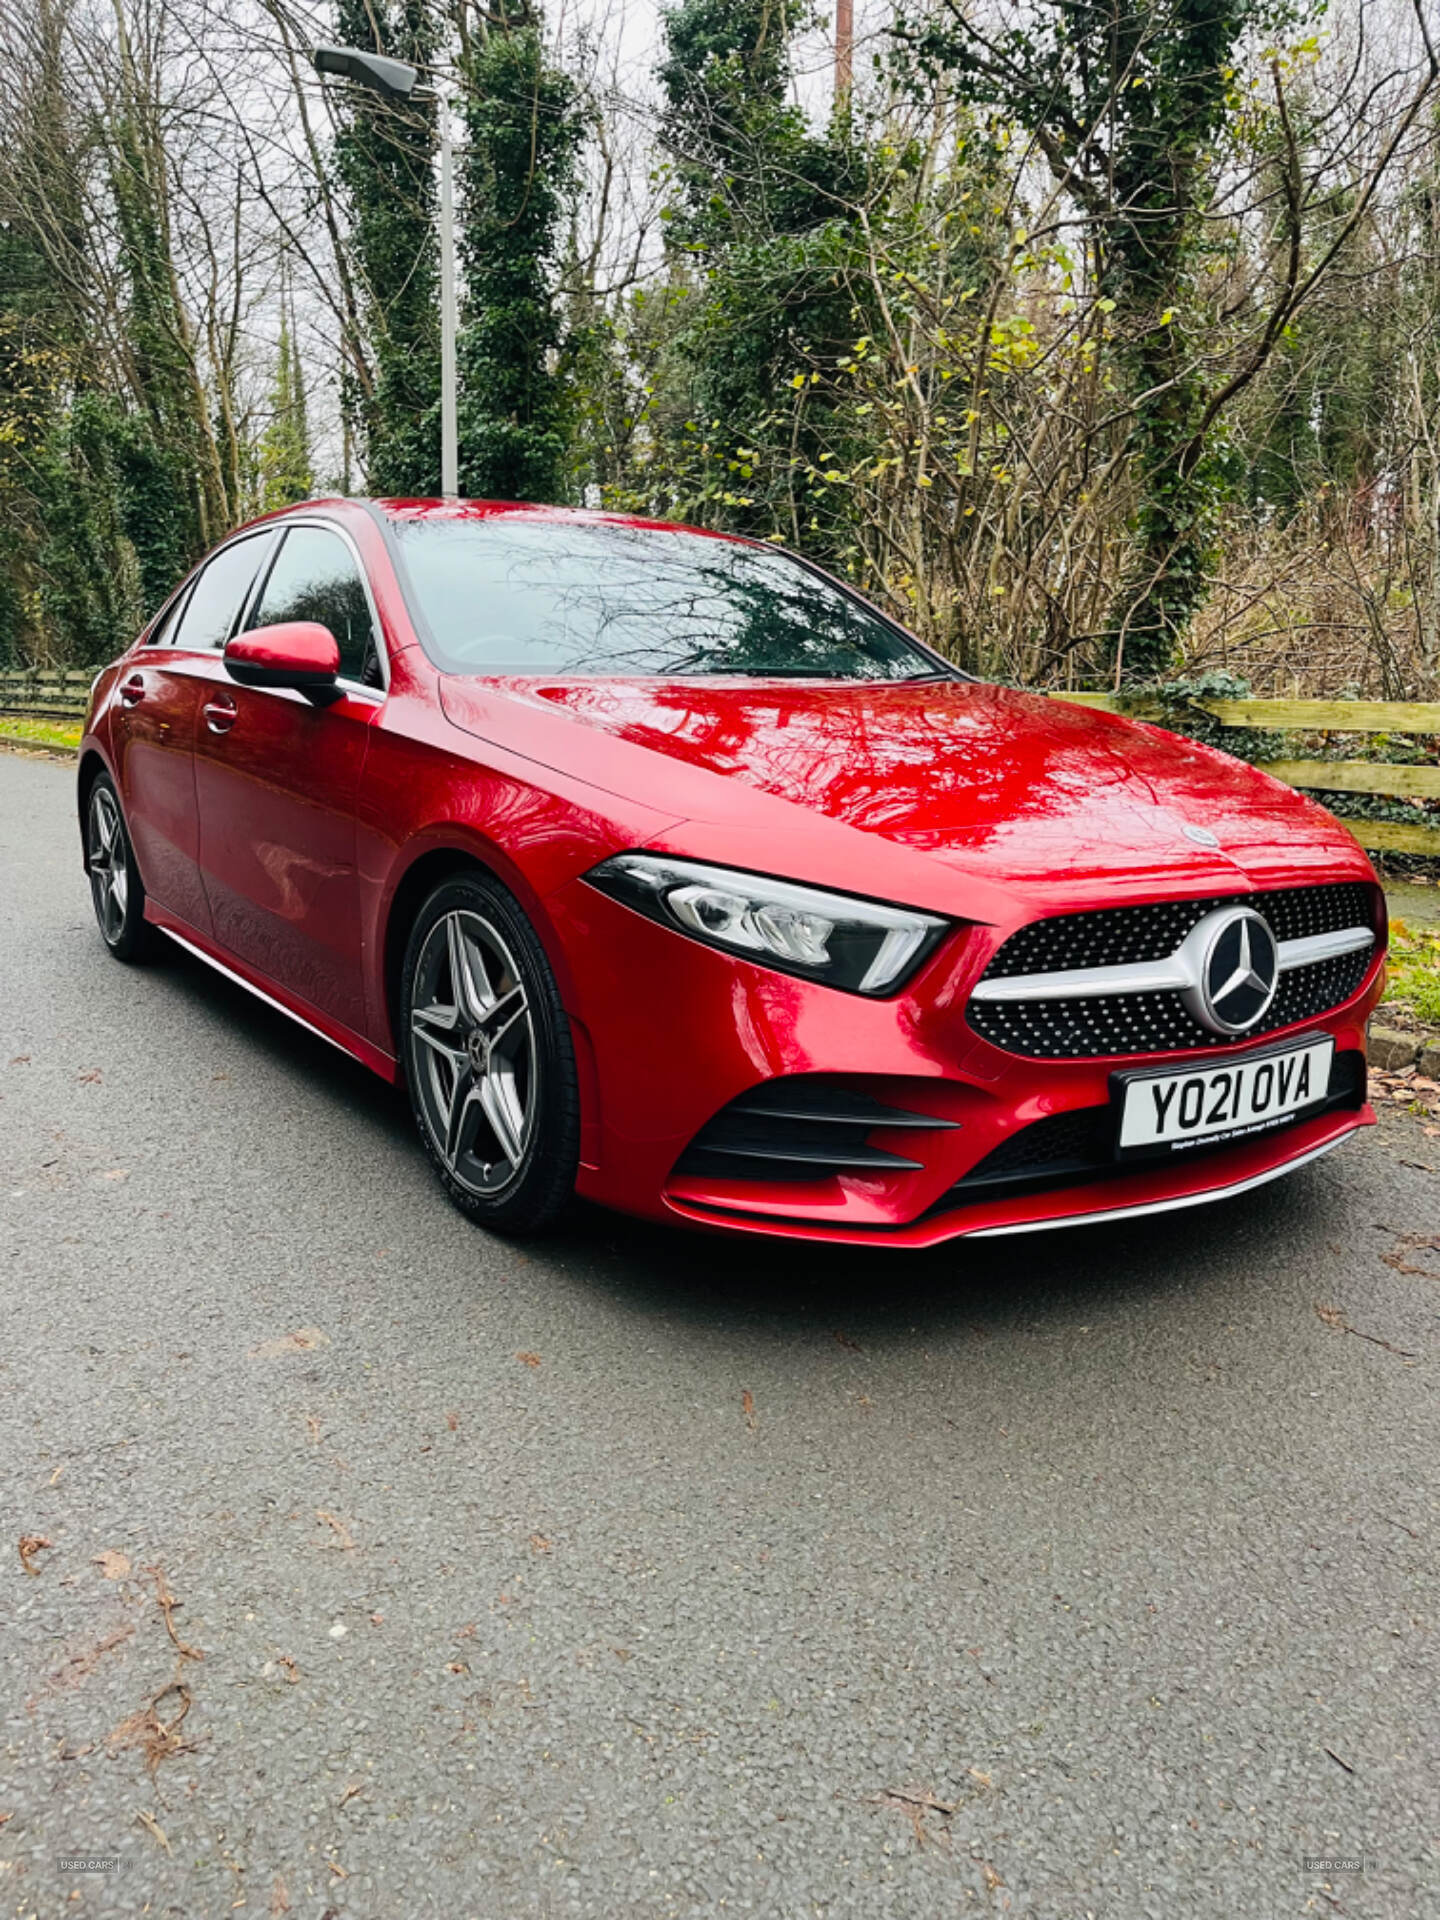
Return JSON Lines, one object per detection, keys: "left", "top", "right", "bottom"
{"left": 3, "top": 746, "right": 1438, "bottom": 1920}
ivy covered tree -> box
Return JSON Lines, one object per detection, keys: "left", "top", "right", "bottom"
{"left": 334, "top": 0, "right": 441, "bottom": 494}
{"left": 911, "top": 0, "right": 1304, "bottom": 677}
{"left": 455, "top": 0, "right": 582, "bottom": 503}
{"left": 257, "top": 299, "right": 314, "bottom": 511}
{"left": 648, "top": 0, "right": 875, "bottom": 553}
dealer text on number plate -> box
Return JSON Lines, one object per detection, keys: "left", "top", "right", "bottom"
{"left": 1117, "top": 1036, "right": 1334, "bottom": 1155}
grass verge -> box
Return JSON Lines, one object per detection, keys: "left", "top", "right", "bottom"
{"left": 1384, "top": 920, "right": 1440, "bottom": 1029}
{"left": 0, "top": 716, "right": 83, "bottom": 753}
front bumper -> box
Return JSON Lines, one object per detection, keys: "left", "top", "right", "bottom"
{"left": 548, "top": 878, "right": 1383, "bottom": 1246}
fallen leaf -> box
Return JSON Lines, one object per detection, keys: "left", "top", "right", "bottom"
{"left": 516, "top": 1351, "right": 541, "bottom": 1368}
{"left": 446, "top": 1411, "right": 460, "bottom": 1431}
{"left": 446, "top": 1661, "right": 469, "bottom": 1674}
{"left": 741, "top": 1389, "right": 756, "bottom": 1431}
{"left": 18, "top": 1534, "right": 52, "bottom": 1575}
{"left": 315, "top": 1509, "right": 355, "bottom": 1552}
{"left": 337, "top": 1781, "right": 366, "bottom": 1809}
{"left": 277, "top": 1656, "right": 300, "bottom": 1685}
{"left": 270, "top": 1872, "right": 291, "bottom": 1915}
{"left": 134, "top": 1808, "right": 170, "bottom": 1852}
{"left": 1316, "top": 1303, "right": 1346, "bottom": 1329}
{"left": 529, "top": 1533, "right": 552, "bottom": 1554}
{"left": 9, "top": 1054, "right": 30, "bottom": 1064}
{"left": 982, "top": 1861, "right": 1005, "bottom": 1892}
{"left": 968, "top": 1767, "right": 993, "bottom": 1788}
{"left": 78, "top": 1067, "right": 103, "bottom": 1085}
{"left": 93, "top": 1549, "right": 131, "bottom": 1580}
{"left": 99, "top": 1168, "right": 129, "bottom": 1182}
{"left": 305, "top": 1415, "right": 324, "bottom": 1445}
{"left": 250, "top": 1328, "right": 328, "bottom": 1359}
{"left": 612, "top": 1646, "right": 632, "bottom": 1661}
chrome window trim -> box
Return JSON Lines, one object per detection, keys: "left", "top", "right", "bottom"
{"left": 241, "top": 514, "right": 391, "bottom": 697}
{"left": 968, "top": 924, "right": 1375, "bottom": 1005}
{"left": 154, "top": 513, "right": 389, "bottom": 698}
{"left": 963, "top": 1128, "right": 1356, "bottom": 1237}
{"left": 164, "top": 527, "right": 280, "bottom": 654}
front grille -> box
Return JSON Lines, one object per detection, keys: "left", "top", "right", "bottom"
{"left": 969, "top": 883, "right": 1376, "bottom": 1059}
{"left": 674, "top": 1078, "right": 957, "bottom": 1182}
{"left": 940, "top": 1047, "right": 1368, "bottom": 1208}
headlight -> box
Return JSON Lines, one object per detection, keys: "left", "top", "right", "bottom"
{"left": 584, "top": 853, "right": 949, "bottom": 995}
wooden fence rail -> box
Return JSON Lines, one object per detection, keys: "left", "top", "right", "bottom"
{"left": 5, "top": 670, "right": 1438, "bottom": 853}
{"left": 0, "top": 668, "right": 98, "bottom": 719}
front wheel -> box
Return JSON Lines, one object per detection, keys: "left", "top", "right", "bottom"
{"left": 400, "top": 872, "right": 580, "bottom": 1235}
{"left": 85, "top": 773, "right": 155, "bottom": 962}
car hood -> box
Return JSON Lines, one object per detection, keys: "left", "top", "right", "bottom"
{"left": 439, "top": 674, "right": 1371, "bottom": 918}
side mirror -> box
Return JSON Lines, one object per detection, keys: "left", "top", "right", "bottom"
{"left": 224, "top": 622, "right": 342, "bottom": 704}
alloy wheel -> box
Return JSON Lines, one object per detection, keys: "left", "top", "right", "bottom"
{"left": 409, "top": 909, "right": 537, "bottom": 1196}
{"left": 88, "top": 783, "right": 130, "bottom": 946}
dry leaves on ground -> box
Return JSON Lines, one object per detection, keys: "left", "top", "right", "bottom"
{"left": 1382, "top": 1232, "right": 1440, "bottom": 1278}
{"left": 1315, "top": 1302, "right": 1417, "bottom": 1357}
{"left": 741, "top": 1389, "right": 756, "bottom": 1431}
{"left": 870, "top": 1786, "right": 955, "bottom": 1848}
{"left": 41, "top": 1624, "right": 135, "bottom": 1696}
{"left": 270, "top": 1872, "right": 291, "bottom": 1914}
{"left": 516, "top": 1351, "right": 541, "bottom": 1368}
{"left": 315, "top": 1510, "right": 355, "bottom": 1552}
{"left": 94, "top": 1549, "right": 131, "bottom": 1580}
{"left": 18, "top": 1533, "right": 53, "bottom": 1574}
{"left": 1370, "top": 1065, "right": 1440, "bottom": 1123}
{"left": 147, "top": 1565, "right": 204, "bottom": 1661}
{"left": 250, "top": 1328, "right": 328, "bottom": 1359}
{"left": 134, "top": 1808, "right": 169, "bottom": 1852}
{"left": 110, "top": 1680, "right": 196, "bottom": 1772}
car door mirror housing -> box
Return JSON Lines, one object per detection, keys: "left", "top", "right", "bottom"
{"left": 224, "top": 622, "right": 343, "bottom": 703}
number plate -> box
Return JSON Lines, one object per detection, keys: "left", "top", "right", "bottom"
{"left": 1114, "top": 1036, "right": 1334, "bottom": 1159}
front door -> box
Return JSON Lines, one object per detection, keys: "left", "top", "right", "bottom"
{"left": 192, "top": 522, "right": 387, "bottom": 1036}
{"left": 113, "top": 531, "right": 278, "bottom": 934}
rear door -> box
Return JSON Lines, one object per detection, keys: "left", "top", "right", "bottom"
{"left": 192, "top": 520, "right": 385, "bottom": 1034}
{"left": 112, "top": 531, "right": 278, "bottom": 934}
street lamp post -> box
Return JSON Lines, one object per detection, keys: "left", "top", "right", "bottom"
{"left": 312, "top": 43, "right": 460, "bottom": 499}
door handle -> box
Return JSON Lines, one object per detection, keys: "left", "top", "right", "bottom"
{"left": 120, "top": 674, "right": 146, "bottom": 707}
{"left": 203, "top": 694, "right": 238, "bottom": 735}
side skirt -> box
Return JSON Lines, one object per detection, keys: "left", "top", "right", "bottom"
{"left": 146, "top": 907, "right": 398, "bottom": 1083}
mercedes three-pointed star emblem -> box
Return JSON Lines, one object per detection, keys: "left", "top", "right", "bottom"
{"left": 1184, "top": 906, "right": 1280, "bottom": 1035}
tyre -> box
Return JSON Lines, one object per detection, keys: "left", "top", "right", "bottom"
{"left": 85, "top": 772, "right": 155, "bottom": 962}
{"left": 400, "top": 871, "right": 580, "bottom": 1235}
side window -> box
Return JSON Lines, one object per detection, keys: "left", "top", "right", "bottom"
{"left": 169, "top": 535, "right": 273, "bottom": 651}
{"left": 248, "top": 526, "right": 383, "bottom": 688}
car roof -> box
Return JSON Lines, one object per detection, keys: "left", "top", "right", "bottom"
{"left": 372, "top": 499, "right": 758, "bottom": 545}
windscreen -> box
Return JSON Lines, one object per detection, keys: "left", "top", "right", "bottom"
{"left": 389, "top": 516, "right": 942, "bottom": 680}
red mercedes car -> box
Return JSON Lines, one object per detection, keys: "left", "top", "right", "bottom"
{"left": 78, "top": 499, "right": 1385, "bottom": 1244}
